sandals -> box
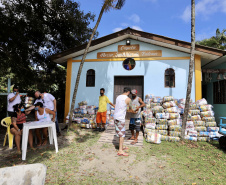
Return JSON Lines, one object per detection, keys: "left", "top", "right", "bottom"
{"left": 128, "top": 137, "right": 135, "bottom": 140}
{"left": 117, "top": 153, "right": 129, "bottom": 156}
{"left": 131, "top": 140, "right": 138, "bottom": 145}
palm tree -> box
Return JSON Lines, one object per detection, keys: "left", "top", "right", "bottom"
{"left": 181, "top": 0, "right": 195, "bottom": 139}
{"left": 68, "top": 0, "right": 126, "bottom": 130}
{"left": 197, "top": 28, "right": 226, "bottom": 50}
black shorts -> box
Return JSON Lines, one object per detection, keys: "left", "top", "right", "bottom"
{"left": 129, "top": 118, "right": 141, "bottom": 132}
{"left": 8, "top": 111, "right": 17, "bottom": 118}
{"left": 10, "top": 124, "right": 23, "bottom": 130}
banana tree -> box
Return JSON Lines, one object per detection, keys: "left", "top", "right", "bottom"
{"left": 68, "top": 0, "right": 126, "bottom": 131}
{"left": 181, "top": 0, "right": 195, "bottom": 139}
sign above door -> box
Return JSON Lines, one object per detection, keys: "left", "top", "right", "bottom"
{"left": 118, "top": 44, "right": 139, "bottom": 52}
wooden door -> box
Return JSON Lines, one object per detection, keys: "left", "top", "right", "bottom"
{"left": 114, "top": 76, "right": 144, "bottom": 103}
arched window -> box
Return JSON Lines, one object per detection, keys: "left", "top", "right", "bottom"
{"left": 165, "top": 68, "right": 175, "bottom": 88}
{"left": 86, "top": 69, "right": 95, "bottom": 87}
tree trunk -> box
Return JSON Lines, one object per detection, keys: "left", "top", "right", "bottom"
{"left": 181, "top": 0, "right": 195, "bottom": 139}
{"left": 68, "top": 2, "right": 108, "bottom": 131}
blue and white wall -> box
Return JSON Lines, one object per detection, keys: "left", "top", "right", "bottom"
{"left": 69, "top": 39, "right": 195, "bottom": 108}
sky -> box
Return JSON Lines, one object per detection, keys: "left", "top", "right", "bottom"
{"left": 78, "top": 0, "right": 226, "bottom": 43}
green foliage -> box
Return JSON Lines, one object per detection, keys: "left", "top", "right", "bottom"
{"left": 196, "top": 28, "right": 226, "bottom": 50}
{"left": 0, "top": 0, "right": 97, "bottom": 119}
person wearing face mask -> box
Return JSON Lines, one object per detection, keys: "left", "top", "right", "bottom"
{"left": 7, "top": 85, "right": 21, "bottom": 122}
{"left": 10, "top": 103, "right": 35, "bottom": 154}
{"left": 128, "top": 89, "right": 145, "bottom": 145}
{"left": 34, "top": 102, "right": 55, "bottom": 146}
{"left": 95, "top": 88, "right": 115, "bottom": 132}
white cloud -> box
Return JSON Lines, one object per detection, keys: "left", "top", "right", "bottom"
{"left": 131, "top": 26, "right": 143, "bottom": 31}
{"left": 180, "top": 0, "right": 226, "bottom": 22}
{"left": 113, "top": 27, "right": 123, "bottom": 32}
{"left": 121, "top": 23, "right": 129, "bottom": 27}
{"left": 181, "top": 6, "right": 191, "bottom": 23}
{"left": 128, "top": 14, "right": 141, "bottom": 23}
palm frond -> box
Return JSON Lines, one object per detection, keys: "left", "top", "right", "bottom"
{"left": 115, "top": 0, "right": 126, "bottom": 9}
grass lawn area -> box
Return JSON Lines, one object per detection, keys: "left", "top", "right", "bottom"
{"left": 0, "top": 128, "right": 225, "bottom": 184}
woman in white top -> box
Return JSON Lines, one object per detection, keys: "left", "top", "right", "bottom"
{"left": 34, "top": 102, "right": 55, "bottom": 146}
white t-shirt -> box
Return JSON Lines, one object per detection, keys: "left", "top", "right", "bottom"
{"left": 114, "top": 95, "right": 128, "bottom": 123}
{"left": 34, "top": 93, "right": 55, "bottom": 110}
{"left": 7, "top": 93, "right": 21, "bottom": 112}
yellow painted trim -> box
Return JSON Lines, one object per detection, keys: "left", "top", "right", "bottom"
{"left": 195, "top": 55, "right": 202, "bottom": 101}
{"left": 71, "top": 56, "right": 190, "bottom": 62}
{"left": 64, "top": 58, "right": 72, "bottom": 122}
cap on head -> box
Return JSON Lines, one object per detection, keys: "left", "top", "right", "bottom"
{"left": 131, "top": 89, "right": 137, "bottom": 95}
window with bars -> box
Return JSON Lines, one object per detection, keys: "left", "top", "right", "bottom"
{"left": 86, "top": 69, "right": 95, "bottom": 87}
{"left": 213, "top": 80, "right": 226, "bottom": 104}
{"left": 165, "top": 68, "right": 175, "bottom": 88}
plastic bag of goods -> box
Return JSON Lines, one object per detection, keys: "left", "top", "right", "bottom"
{"left": 178, "top": 108, "right": 184, "bottom": 114}
{"left": 196, "top": 98, "right": 208, "bottom": 106}
{"left": 157, "top": 119, "right": 168, "bottom": 125}
{"left": 205, "top": 122, "right": 217, "bottom": 127}
{"left": 202, "top": 117, "right": 215, "bottom": 122}
{"left": 200, "top": 111, "right": 214, "bottom": 118}
{"left": 156, "top": 130, "right": 168, "bottom": 136}
{"left": 81, "top": 109, "right": 87, "bottom": 114}
{"left": 169, "top": 125, "right": 182, "bottom": 132}
{"left": 186, "top": 130, "right": 197, "bottom": 137}
{"left": 209, "top": 132, "right": 222, "bottom": 138}
{"left": 153, "top": 97, "right": 162, "bottom": 103}
{"left": 145, "top": 94, "right": 155, "bottom": 100}
{"left": 168, "top": 119, "right": 181, "bottom": 126}
{"left": 80, "top": 123, "right": 86, "bottom": 128}
{"left": 189, "top": 110, "right": 201, "bottom": 116}
{"left": 197, "top": 131, "right": 209, "bottom": 137}
{"left": 145, "top": 98, "right": 154, "bottom": 105}
{"left": 146, "top": 111, "right": 153, "bottom": 118}
{"left": 25, "top": 97, "right": 34, "bottom": 104}
{"left": 186, "top": 121, "right": 195, "bottom": 130}
{"left": 193, "top": 121, "right": 205, "bottom": 127}
{"left": 163, "top": 96, "right": 174, "bottom": 102}
{"left": 156, "top": 113, "right": 169, "bottom": 119}
{"left": 197, "top": 137, "right": 210, "bottom": 142}
{"left": 169, "top": 131, "right": 181, "bottom": 137}
{"left": 145, "top": 118, "right": 156, "bottom": 123}
{"left": 199, "top": 105, "right": 213, "bottom": 112}
{"left": 178, "top": 103, "right": 185, "bottom": 109}
{"left": 168, "top": 136, "right": 180, "bottom": 142}
{"left": 146, "top": 133, "right": 161, "bottom": 144}
{"left": 144, "top": 128, "right": 155, "bottom": 134}
{"left": 79, "top": 105, "right": 87, "bottom": 109}
{"left": 165, "top": 107, "right": 179, "bottom": 113}
{"left": 156, "top": 124, "right": 168, "bottom": 130}
{"left": 153, "top": 106, "right": 164, "bottom": 113}
{"left": 150, "top": 103, "right": 161, "bottom": 108}
{"left": 191, "top": 115, "right": 201, "bottom": 121}
{"left": 178, "top": 98, "right": 186, "bottom": 105}
{"left": 195, "top": 126, "right": 207, "bottom": 132}
{"left": 145, "top": 123, "right": 156, "bottom": 129}
{"left": 169, "top": 113, "right": 180, "bottom": 119}
{"left": 162, "top": 101, "right": 176, "bottom": 109}
{"left": 161, "top": 135, "right": 169, "bottom": 141}
{"left": 189, "top": 103, "right": 199, "bottom": 110}
{"left": 207, "top": 127, "right": 219, "bottom": 132}
{"left": 185, "top": 135, "right": 197, "bottom": 141}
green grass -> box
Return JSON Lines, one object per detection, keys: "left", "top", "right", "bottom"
{"left": 0, "top": 129, "right": 225, "bottom": 184}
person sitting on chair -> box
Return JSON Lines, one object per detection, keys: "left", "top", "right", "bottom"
{"left": 10, "top": 103, "right": 35, "bottom": 154}
{"left": 34, "top": 102, "right": 55, "bottom": 146}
